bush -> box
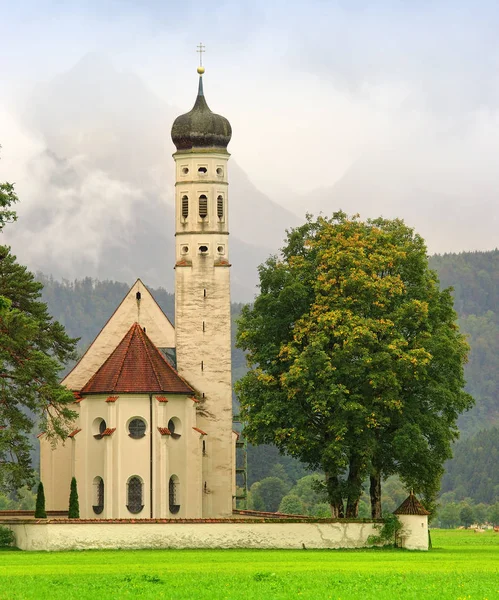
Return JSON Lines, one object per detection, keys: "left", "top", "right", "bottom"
{"left": 278, "top": 494, "right": 306, "bottom": 515}
{"left": 368, "top": 514, "right": 404, "bottom": 547}
{"left": 68, "top": 477, "right": 80, "bottom": 518}
{"left": 34, "top": 482, "right": 47, "bottom": 519}
{"left": 0, "top": 526, "right": 15, "bottom": 547}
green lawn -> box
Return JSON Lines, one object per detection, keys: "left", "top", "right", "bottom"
{"left": 0, "top": 530, "right": 497, "bottom": 599}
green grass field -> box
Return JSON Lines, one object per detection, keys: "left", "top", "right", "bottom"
{"left": 0, "top": 529, "right": 497, "bottom": 599}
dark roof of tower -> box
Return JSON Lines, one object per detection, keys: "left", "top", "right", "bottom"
{"left": 80, "top": 322, "right": 193, "bottom": 395}
{"left": 171, "top": 76, "right": 232, "bottom": 151}
{"left": 393, "top": 491, "right": 430, "bottom": 516}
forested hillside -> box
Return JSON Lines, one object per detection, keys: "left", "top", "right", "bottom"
{"left": 441, "top": 427, "right": 499, "bottom": 504}
{"left": 429, "top": 250, "right": 499, "bottom": 436}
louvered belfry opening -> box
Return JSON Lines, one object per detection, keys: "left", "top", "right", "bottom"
{"left": 199, "top": 194, "right": 208, "bottom": 218}
{"left": 181, "top": 195, "right": 189, "bottom": 219}
{"left": 217, "top": 195, "right": 223, "bottom": 219}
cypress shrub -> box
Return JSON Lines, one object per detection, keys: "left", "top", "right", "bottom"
{"left": 0, "top": 526, "right": 15, "bottom": 547}
{"left": 34, "top": 482, "right": 47, "bottom": 518}
{"left": 68, "top": 477, "right": 80, "bottom": 518}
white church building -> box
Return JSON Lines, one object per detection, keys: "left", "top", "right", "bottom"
{"left": 39, "top": 66, "right": 237, "bottom": 519}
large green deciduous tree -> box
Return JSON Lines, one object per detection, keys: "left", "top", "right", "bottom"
{"left": 0, "top": 181, "right": 77, "bottom": 493}
{"left": 236, "top": 213, "right": 472, "bottom": 518}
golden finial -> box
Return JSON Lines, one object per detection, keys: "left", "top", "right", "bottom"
{"left": 197, "top": 43, "right": 205, "bottom": 75}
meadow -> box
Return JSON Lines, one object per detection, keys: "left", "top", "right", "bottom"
{"left": 0, "top": 529, "right": 497, "bottom": 599}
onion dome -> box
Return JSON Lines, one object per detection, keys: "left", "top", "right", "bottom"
{"left": 171, "top": 74, "right": 232, "bottom": 151}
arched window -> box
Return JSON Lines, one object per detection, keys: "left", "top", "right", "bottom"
{"left": 217, "top": 195, "right": 224, "bottom": 219}
{"left": 169, "top": 475, "right": 180, "bottom": 514}
{"left": 199, "top": 195, "right": 208, "bottom": 219}
{"left": 127, "top": 476, "right": 144, "bottom": 514}
{"left": 168, "top": 417, "right": 181, "bottom": 440}
{"left": 92, "top": 476, "right": 104, "bottom": 515}
{"left": 93, "top": 417, "right": 107, "bottom": 439}
{"left": 181, "top": 195, "right": 188, "bottom": 219}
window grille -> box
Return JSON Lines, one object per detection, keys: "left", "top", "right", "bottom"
{"left": 217, "top": 195, "right": 224, "bottom": 219}
{"left": 127, "top": 476, "right": 143, "bottom": 514}
{"left": 181, "top": 195, "right": 188, "bottom": 219}
{"left": 199, "top": 195, "right": 208, "bottom": 218}
{"left": 93, "top": 477, "right": 104, "bottom": 515}
{"left": 128, "top": 418, "right": 146, "bottom": 439}
{"left": 169, "top": 476, "right": 180, "bottom": 514}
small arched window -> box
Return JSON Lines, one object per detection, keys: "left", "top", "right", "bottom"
{"left": 127, "top": 476, "right": 144, "bottom": 514}
{"left": 93, "top": 476, "right": 104, "bottom": 515}
{"left": 181, "top": 195, "right": 188, "bottom": 219}
{"left": 169, "top": 475, "right": 180, "bottom": 514}
{"left": 199, "top": 195, "right": 208, "bottom": 219}
{"left": 217, "top": 195, "right": 224, "bottom": 219}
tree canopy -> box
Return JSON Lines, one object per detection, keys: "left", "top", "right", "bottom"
{"left": 236, "top": 213, "right": 472, "bottom": 517}
{"left": 0, "top": 183, "right": 77, "bottom": 492}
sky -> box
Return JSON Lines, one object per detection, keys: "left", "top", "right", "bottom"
{"left": 1, "top": 0, "right": 499, "bottom": 269}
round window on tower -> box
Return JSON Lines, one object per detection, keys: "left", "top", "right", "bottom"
{"left": 217, "top": 245, "right": 225, "bottom": 254}
{"left": 181, "top": 245, "right": 189, "bottom": 255}
{"left": 199, "top": 245, "right": 209, "bottom": 254}
{"left": 216, "top": 167, "right": 223, "bottom": 176}
{"left": 181, "top": 167, "right": 189, "bottom": 175}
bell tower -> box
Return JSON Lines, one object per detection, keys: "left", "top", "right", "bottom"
{"left": 171, "top": 61, "right": 233, "bottom": 517}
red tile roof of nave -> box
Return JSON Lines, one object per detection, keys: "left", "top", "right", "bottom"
{"left": 80, "top": 323, "right": 194, "bottom": 395}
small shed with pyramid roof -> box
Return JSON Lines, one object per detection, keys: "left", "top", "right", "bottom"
{"left": 393, "top": 491, "right": 430, "bottom": 550}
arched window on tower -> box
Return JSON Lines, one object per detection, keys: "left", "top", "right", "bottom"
{"left": 127, "top": 476, "right": 144, "bottom": 514}
{"left": 181, "top": 195, "right": 189, "bottom": 219}
{"left": 217, "top": 195, "right": 224, "bottom": 219}
{"left": 199, "top": 195, "right": 208, "bottom": 219}
{"left": 169, "top": 475, "right": 180, "bottom": 514}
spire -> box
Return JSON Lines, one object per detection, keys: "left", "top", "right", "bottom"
{"left": 171, "top": 60, "right": 232, "bottom": 152}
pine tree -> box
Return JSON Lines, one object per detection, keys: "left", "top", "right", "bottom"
{"left": 68, "top": 477, "right": 79, "bottom": 518}
{"left": 34, "top": 482, "right": 47, "bottom": 518}
{"left": 0, "top": 181, "right": 78, "bottom": 493}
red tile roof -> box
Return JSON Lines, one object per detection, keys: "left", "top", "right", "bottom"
{"left": 155, "top": 396, "right": 168, "bottom": 403}
{"left": 106, "top": 396, "right": 119, "bottom": 403}
{"left": 158, "top": 427, "right": 172, "bottom": 436}
{"left": 192, "top": 427, "right": 207, "bottom": 435}
{"left": 100, "top": 428, "right": 116, "bottom": 437}
{"left": 68, "top": 428, "right": 82, "bottom": 438}
{"left": 80, "top": 323, "right": 193, "bottom": 395}
{"left": 393, "top": 491, "right": 430, "bottom": 516}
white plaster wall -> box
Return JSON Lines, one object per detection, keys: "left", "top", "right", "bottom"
{"left": 63, "top": 280, "right": 175, "bottom": 391}
{"left": 9, "top": 521, "right": 381, "bottom": 552}
{"left": 174, "top": 150, "right": 233, "bottom": 518}
{"left": 42, "top": 394, "right": 203, "bottom": 520}
{"left": 398, "top": 515, "right": 429, "bottom": 550}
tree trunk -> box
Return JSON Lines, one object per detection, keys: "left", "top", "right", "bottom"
{"left": 325, "top": 472, "right": 344, "bottom": 518}
{"left": 345, "top": 457, "right": 362, "bottom": 518}
{"left": 370, "top": 471, "right": 382, "bottom": 519}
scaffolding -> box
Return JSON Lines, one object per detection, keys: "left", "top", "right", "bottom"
{"left": 232, "top": 415, "right": 248, "bottom": 509}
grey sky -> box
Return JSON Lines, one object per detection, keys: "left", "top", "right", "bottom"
{"left": 1, "top": 0, "right": 498, "bottom": 270}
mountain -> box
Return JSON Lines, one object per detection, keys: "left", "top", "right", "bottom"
{"left": 289, "top": 152, "right": 499, "bottom": 256}
{"left": 3, "top": 53, "right": 300, "bottom": 302}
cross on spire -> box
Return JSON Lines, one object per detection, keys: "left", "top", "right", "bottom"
{"left": 197, "top": 43, "right": 206, "bottom": 67}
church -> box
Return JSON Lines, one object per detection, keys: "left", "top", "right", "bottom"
{"left": 39, "top": 64, "right": 236, "bottom": 519}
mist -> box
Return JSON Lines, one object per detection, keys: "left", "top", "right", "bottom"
{"left": 1, "top": 0, "right": 498, "bottom": 300}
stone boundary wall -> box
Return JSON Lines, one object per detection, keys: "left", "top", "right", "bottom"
{"left": 6, "top": 519, "right": 381, "bottom": 551}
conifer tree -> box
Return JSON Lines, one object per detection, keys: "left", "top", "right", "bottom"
{"left": 34, "top": 482, "right": 47, "bottom": 518}
{"left": 68, "top": 477, "right": 79, "bottom": 518}
{"left": 0, "top": 180, "right": 78, "bottom": 493}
